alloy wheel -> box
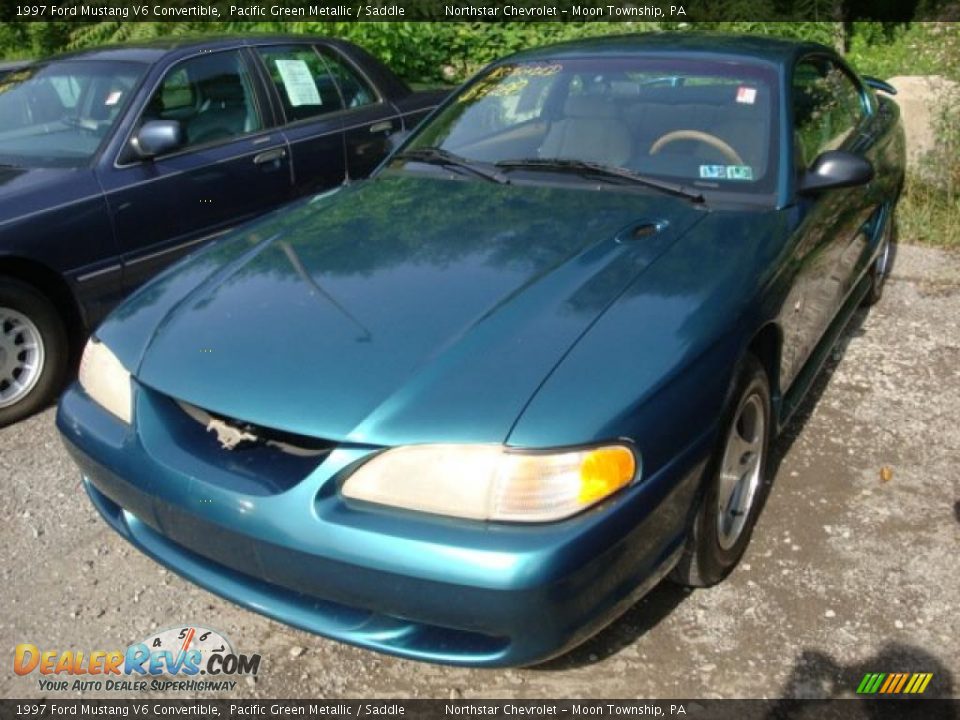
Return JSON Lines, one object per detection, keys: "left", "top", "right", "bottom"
{"left": 716, "top": 393, "right": 766, "bottom": 551}
{"left": 0, "top": 307, "right": 45, "bottom": 409}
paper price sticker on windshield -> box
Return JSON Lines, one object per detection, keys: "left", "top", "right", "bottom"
{"left": 736, "top": 86, "right": 757, "bottom": 104}
{"left": 275, "top": 59, "right": 321, "bottom": 107}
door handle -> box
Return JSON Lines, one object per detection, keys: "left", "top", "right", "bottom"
{"left": 253, "top": 147, "right": 287, "bottom": 165}
{"left": 369, "top": 121, "right": 393, "bottom": 134}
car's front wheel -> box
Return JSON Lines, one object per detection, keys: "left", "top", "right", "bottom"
{"left": 0, "top": 277, "right": 68, "bottom": 427}
{"left": 671, "top": 354, "right": 772, "bottom": 587}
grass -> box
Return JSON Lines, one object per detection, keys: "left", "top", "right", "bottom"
{"left": 847, "top": 22, "right": 960, "bottom": 82}
{"left": 898, "top": 177, "right": 960, "bottom": 249}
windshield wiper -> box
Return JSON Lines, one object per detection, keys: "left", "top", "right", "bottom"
{"left": 495, "top": 158, "right": 704, "bottom": 203}
{"left": 394, "top": 147, "right": 510, "bottom": 185}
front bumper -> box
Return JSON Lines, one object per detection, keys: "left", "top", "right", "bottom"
{"left": 57, "top": 381, "right": 707, "bottom": 667}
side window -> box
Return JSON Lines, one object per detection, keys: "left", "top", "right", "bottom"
{"left": 792, "top": 58, "right": 864, "bottom": 168}
{"left": 257, "top": 45, "right": 343, "bottom": 122}
{"left": 317, "top": 48, "right": 378, "bottom": 109}
{"left": 142, "top": 51, "right": 261, "bottom": 151}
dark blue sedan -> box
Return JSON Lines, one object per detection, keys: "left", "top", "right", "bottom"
{"left": 59, "top": 34, "right": 905, "bottom": 667}
{"left": 0, "top": 35, "right": 443, "bottom": 425}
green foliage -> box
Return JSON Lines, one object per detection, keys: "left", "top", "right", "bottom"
{"left": 0, "top": 17, "right": 955, "bottom": 85}
{"left": 847, "top": 22, "right": 960, "bottom": 81}
{"left": 0, "top": 20, "right": 853, "bottom": 84}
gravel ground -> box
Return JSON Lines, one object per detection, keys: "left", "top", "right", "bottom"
{"left": 1, "top": 243, "right": 958, "bottom": 700}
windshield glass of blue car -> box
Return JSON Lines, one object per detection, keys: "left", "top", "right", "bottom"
{"left": 397, "top": 58, "right": 778, "bottom": 197}
{"left": 0, "top": 60, "right": 144, "bottom": 168}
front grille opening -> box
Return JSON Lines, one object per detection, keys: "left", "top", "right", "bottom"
{"left": 177, "top": 401, "right": 336, "bottom": 457}
{"left": 148, "top": 395, "right": 337, "bottom": 495}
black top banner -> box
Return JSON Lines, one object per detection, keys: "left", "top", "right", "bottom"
{"left": 4, "top": 0, "right": 959, "bottom": 22}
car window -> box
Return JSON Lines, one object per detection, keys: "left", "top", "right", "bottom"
{"left": 256, "top": 45, "right": 343, "bottom": 122}
{"left": 0, "top": 60, "right": 144, "bottom": 168}
{"left": 141, "top": 50, "right": 262, "bottom": 151}
{"left": 793, "top": 58, "right": 864, "bottom": 168}
{"left": 316, "top": 47, "right": 378, "bottom": 109}
{"left": 408, "top": 58, "right": 778, "bottom": 195}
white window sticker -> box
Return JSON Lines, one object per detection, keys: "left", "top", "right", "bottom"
{"left": 699, "top": 165, "right": 727, "bottom": 179}
{"left": 736, "top": 86, "right": 757, "bottom": 104}
{"left": 699, "top": 165, "right": 755, "bottom": 181}
{"left": 274, "top": 59, "right": 321, "bottom": 107}
{"left": 104, "top": 90, "right": 122, "bottom": 106}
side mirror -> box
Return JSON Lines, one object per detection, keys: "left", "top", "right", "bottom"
{"left": 133, "top": 120, "right": 183, "bottom": 159}
{"left": 798, "top": 151, "right": 874, "bottom": 194}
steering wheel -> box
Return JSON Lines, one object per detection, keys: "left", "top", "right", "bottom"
{"left": 649, "top": 130, "right": 745, "bottom": 166}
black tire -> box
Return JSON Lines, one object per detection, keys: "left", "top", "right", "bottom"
{"left": 0, "top": 277, "right": 69, "bottom": 427}
{"left": 670, "top": 354, "right": 772, "bottom": 587}
{"left": 863, "top": 208, "right": 897, "bottom": 307}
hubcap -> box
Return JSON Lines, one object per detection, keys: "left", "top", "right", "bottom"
{"left": 716, "top": 393, "right": 765, "bottom": 550}
{"left": 0, "top": 307, "right": 45, "bottom": 409}
{"left": 875, "top": 222, "right": 892, "bottom": 279}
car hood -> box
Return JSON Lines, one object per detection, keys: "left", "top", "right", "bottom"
{"left": 120, "top": 174, "right": 706, "bottom": 445}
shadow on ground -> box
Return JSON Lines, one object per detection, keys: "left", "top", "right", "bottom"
{"left": 769, "top": 642, "right": 955, "bottom": 717}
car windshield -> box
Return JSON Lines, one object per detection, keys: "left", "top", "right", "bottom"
{"left": 404, "top": 57, "right": 779, "bottom": 195}
{"left": 0, "top": 59, "right": 145, "bottom": 168}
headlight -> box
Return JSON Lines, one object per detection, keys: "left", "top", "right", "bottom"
{"left": 78, "top": 337, "right": 132, "bottom": 424}
{"left": 341, "top": 444, "right": 638, "bottom": 522}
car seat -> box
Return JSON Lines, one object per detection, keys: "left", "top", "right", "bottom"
{"left": 186, "top": 74, "right": 254, "bottom": 145}
{"left": 539, "top": 94, "right": 633, "bottom": 167}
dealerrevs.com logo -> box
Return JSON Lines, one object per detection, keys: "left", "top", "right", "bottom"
{"left": 14, "top": 626, "right": 261, "bottom": 693}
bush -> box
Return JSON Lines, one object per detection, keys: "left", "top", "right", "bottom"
{"left": 0, "top": 20, "right": 847, "bottom": 84}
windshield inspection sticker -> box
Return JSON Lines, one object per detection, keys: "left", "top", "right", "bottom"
{"left": 274, "top": 59, "right": 321, "bottom": 107}
{"left": 727, "top": 165, "right": 754, "bottom": 180}
{"left": 736, "top": 86, "right": 758, "bottom": 104}
{"left": 700, "top": 165, "right": 755, "bottom": 180}
{"left": 699, "top": 165, "right": 727, "bottom": 179}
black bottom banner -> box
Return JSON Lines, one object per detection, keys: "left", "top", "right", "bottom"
{"left": 0, "top": 699, "right": 956, "bottom": 720}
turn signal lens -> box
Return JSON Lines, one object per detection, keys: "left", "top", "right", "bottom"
{"left": 578, "top": 446, "right": 636, "bottom": 504}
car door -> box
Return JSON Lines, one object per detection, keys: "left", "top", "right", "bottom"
{"left": 253, "top": 44, "right": 348, "bottom": 198}
{"left": 97, "top": 49, "right": 292, "bottom": 291}
{"left": 315, "top": 45, "right": 403, "bottom": 180}
{"left": 780, "top": 55, "right": 877, "bottom": 388}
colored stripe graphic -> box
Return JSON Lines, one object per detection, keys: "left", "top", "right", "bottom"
{"left": 879, "top": 674, "right": 897, "bottom": 693}
{"left": 857, "top": 672, "right": 932, "bottom": 694}
{"left": 857, "top": 673, "right": 885, "bottom": 693}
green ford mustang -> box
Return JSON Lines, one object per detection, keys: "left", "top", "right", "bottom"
{"left": 58, "top": 33, "right": 905, "bottom": 666}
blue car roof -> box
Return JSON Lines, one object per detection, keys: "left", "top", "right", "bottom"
{"left": 44, "top": 34, "right": 350, "bottom": 65}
